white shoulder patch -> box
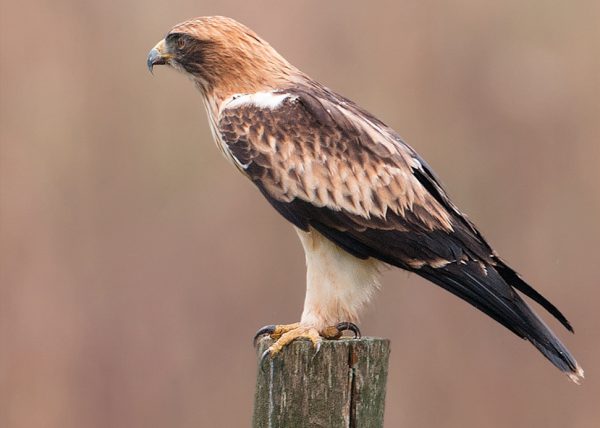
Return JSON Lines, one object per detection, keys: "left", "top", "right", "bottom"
{"left": 224, "top": 91, "right": 295, "bottom": 110}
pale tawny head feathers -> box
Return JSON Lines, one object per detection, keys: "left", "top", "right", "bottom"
{"left": 149, "top": 16, "right": 299, "bottom": 102}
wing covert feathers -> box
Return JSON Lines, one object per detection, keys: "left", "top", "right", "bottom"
{"left": 216, "top": 85, "right": 582, "bottom": 381}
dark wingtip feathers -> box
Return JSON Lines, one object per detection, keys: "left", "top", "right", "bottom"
{"left": 417, "top": 261, "right": 582, "bottom": 382}
{"left": 494, "top": 261, "right": 575, "bottom": 333}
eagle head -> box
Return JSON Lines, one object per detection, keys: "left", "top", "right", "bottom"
{"left": 147, "top": 16, "right": 297, "bottom": 98}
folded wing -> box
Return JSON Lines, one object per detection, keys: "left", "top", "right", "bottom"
{"left": 217, "top": 87, "right": 581, "bottom": 380}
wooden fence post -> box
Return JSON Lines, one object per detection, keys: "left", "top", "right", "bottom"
{"left": 252, "top": 337, "right": 390, "bottom": 428}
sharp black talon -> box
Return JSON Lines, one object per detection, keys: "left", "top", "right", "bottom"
{"left": 259, "top": 348, "right": 273, "bottom": 373}
{"left": 335, "top": 322, "right": 361, "bottom": 339}
{"left": 253, "top": 325, "right": 276, "bottom": 347}
{"left": 311, "top": 341, "right": 322, "bottom": 362}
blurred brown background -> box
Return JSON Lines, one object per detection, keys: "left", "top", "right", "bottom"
{"left": 1, "top": 1, "right": 599, "bottom": 427}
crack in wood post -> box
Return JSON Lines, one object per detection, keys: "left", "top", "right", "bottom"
{"left": 348, "top": 344, "right": 358, "bottom": 428}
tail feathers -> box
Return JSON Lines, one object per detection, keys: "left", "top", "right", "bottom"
{"left": 417, "top": 261, "right": 583, "bottom": 383}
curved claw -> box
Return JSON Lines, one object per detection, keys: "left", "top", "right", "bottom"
{"left": 311, "top": 340, "right": 322, "bottom": 362}
{"left": 253, "top": 325, "right": 276, "bottom": 347}
{"left": 259, "top": 348, "right": 272, "bottom": 373}
{"left": 260, "top": 348, "right": 271, "bottom": 363}
{"left": 335, "top": 322, "right": 361, "bottom": 339}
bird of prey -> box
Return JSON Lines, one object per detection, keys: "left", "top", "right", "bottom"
{"left": 147, "top": 16, "right": 583, "bottom": 382}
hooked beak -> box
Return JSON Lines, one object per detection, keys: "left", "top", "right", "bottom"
{"left": 147, "top": 39, "right": 171, "bottom": 74}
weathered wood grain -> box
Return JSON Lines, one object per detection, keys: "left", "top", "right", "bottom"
{"left": 252, "top": 337, "right": 390, "bottom": 428}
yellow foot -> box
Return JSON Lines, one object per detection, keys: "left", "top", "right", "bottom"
{"left": 253, "top": 322, "right": 361, "bottom": 358}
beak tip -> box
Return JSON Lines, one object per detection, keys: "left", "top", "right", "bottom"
{"left": 146, "top": 47, "right": 164, "bottom": 74}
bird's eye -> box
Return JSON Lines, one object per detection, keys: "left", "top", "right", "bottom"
{"left": 177, "top": 37, "right": 186, "bottom": 49}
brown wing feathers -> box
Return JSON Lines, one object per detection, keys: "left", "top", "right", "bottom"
{"left": 217, "top": 87, "right": 578, "bottom": 377}
{"left": 417, "top": 261, "right": 579, "bottom": 375}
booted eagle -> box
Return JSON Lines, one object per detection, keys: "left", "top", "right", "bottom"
{"left": 147, "top": 16, "right": 583, "bottom": 382}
